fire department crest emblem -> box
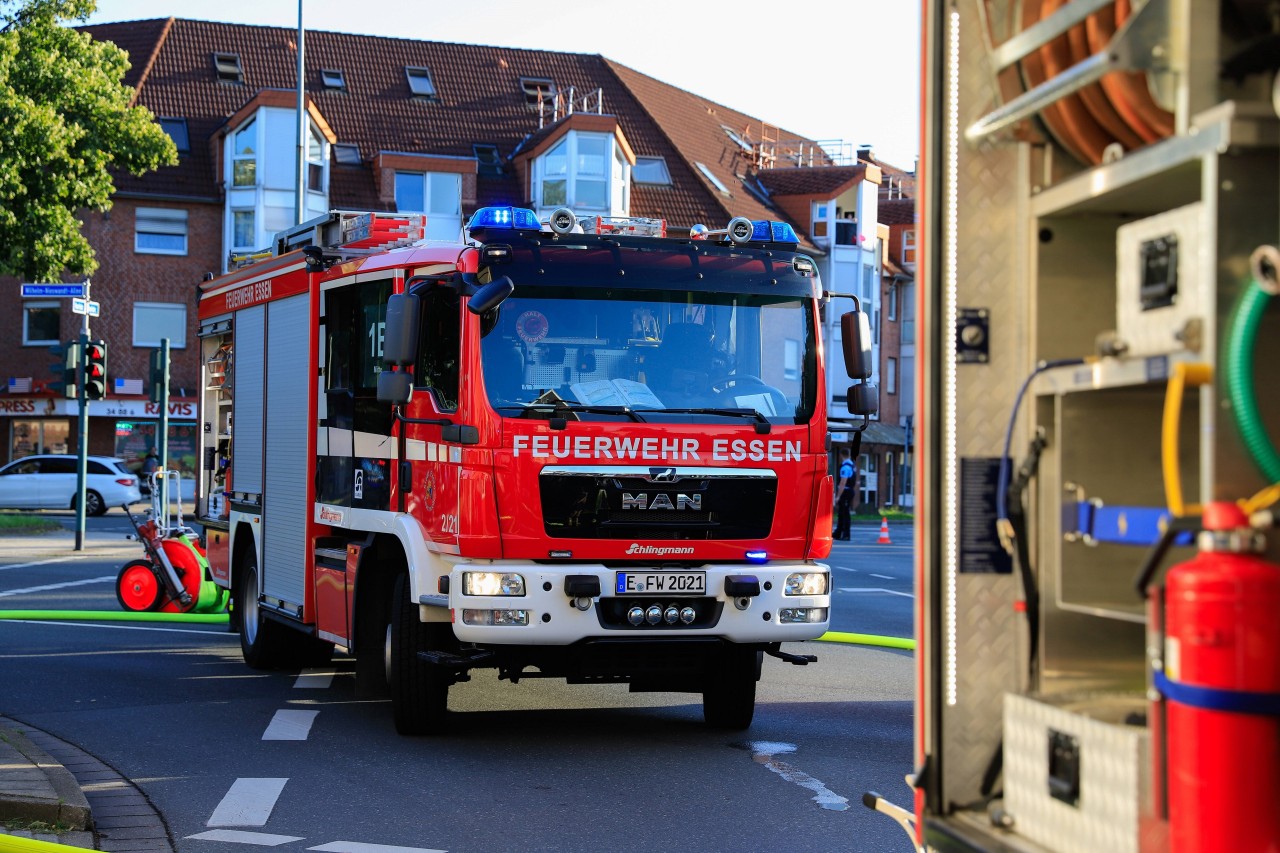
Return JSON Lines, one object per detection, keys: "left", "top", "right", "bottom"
{"left": 423, "top": 469, "right": 436, "bottom": 511}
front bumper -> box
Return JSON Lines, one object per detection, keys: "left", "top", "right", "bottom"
{"left": 426, "top": 562, "right": 830, "bottom": 645}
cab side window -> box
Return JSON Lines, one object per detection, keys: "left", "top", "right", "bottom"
{"left": 415, "top": 286, "right": 460, "bottom": 412}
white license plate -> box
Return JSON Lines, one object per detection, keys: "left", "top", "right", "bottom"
{"left": 615, "top": 571, "right": 706, "bottom": 595}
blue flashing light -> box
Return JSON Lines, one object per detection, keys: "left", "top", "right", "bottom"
{"left": 467, "top": 206, "right": 540, "bottom": 232}
{"left": 770, "top": 221, "right": 799, "bottom": 244}
{"left": 748, "top": 220, "right": 800, "bottom": 244}
{"left": 745, "top": 550, "right": 768, "bottom": 563}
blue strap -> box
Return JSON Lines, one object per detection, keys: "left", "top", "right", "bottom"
{"left": 1066, "top": 502, "right": 1195, "bottom": 547}
{"left": 1154, "top": 670, "right": 1280, "bottom": 716}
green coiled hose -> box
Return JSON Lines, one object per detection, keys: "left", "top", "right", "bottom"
{"left": 1224, "top": 246, "right": 1280, "bottom": 483}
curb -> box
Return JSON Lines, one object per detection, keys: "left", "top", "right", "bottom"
{"left": 0, "top": 729, "right": 90, "bottom": 832}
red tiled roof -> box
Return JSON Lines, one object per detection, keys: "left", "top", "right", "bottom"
{"left": 756, "top": 165, "right": 864, "bottom": 197}
{"left": 83, "top": 18, "right": 838, "bottom": 249}
{"left": 879, "top": 198, "right": 917, "bottom": 225}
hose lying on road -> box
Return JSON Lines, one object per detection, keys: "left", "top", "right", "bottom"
{"left": 0, "top": 610, "right": 228, "bottom": 624}
{"left": 0, "top": 833, "right": 90, "bottom": 853}
{"left": 817, "top": 631, "right": 915, "bottom": 651}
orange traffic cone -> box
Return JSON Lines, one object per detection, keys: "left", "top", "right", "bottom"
{"left": 878, "top": 517, "right": 892, "bottom": 544}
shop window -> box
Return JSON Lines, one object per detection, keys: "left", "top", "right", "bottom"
{"left": 10, "top": 419, "right": 69, "bottom": 458}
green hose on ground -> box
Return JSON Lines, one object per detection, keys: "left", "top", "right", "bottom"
{"left": 0, "top": 610, "right": 228, "bottom": 624}
{"left": 1224, "top": 246, "right": 1280, "bottom": 484}
{"left": 817, "top": 631, "right": 915, "bottom": 651}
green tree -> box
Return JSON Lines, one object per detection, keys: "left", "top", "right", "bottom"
{"left": 0, "top": 0, "right": 177, "bottom": 282}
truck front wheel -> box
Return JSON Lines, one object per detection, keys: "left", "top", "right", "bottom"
{"left": 702, "top": 647, "right": 761, "bottom": 730}
{"left": 388, "top": 573, "right": 449, "bottom": 735}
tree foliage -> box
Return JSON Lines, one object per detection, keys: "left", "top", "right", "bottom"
{"left": 0, "top": 0, "right": 177, "bottom": 281}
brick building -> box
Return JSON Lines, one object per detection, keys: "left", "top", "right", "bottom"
{"left": 1, "top": 17, "right": 910, "bottom": 488}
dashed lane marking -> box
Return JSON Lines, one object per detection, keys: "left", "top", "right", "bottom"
{"left": 749, "top": 742, "right": 849, "bottom": 811}
{"left": 263, "top": 710, "right": 319, "bottom": 741}
{"left": 0, "top": 575, "right": 114, "bottom": 597}
{"left": 294, "top": 669, "right": 336, "bottom": 689}
{"left": 870, "top": 573, "right": 895, "bottom": 580}
{"left": 208, "top": 778, "right": 289, "bottom": 827}
{"left": 837, "top": 587, "right": 914, "bottom": 598}
{"left": 308, "top": 843, "right": 447, "bottom": 853}
{"left": 187, "top": 830, "right": 303, "bottom": 846}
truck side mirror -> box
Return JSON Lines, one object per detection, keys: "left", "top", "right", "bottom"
{"left": 847, "top": 382, "right": 879, "bottom": 417}
{"left": 377, "top": 370, "right": 413, "bottom": 404}
{"left": 841, "top": 309, "right": 873, "bottom": 380}
{"left": 467, "top": 275, "right": 514, "bottom": 316}
{"left": 383, "top": 293, "right": 420, "bottom": 366}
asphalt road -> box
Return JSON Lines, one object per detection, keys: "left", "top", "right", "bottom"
{"left": 0, "top": 523, "right": 920, "bottom": 853}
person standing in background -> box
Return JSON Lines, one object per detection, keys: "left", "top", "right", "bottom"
{"left": 834, "top": 448, "right": 856, "bottom": 540}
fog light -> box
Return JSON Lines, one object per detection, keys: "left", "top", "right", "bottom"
{"left": 627, "top": 606, "right": 645, "bottom": 626}
{"left": 462, "top": 571, "right": 526, "bottom": 596}
{"left": 784, "top": 572, "right": 829, "bottom": 596}
{"left": 645, "top": 605, "right": 663, "bottom": 625}
{"left": 778, "top": 607, "right": 828, "bottom": 624}
{"left": 680, "top": 606, "right": 696, "bottom": 624}
{"left": 664, "top": 605, "right": 680, "bottom": 624}
{"left": 461, "top": 608, "right": 530, "bottom": 626}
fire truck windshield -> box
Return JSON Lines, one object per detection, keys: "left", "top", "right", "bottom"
{"left": 480, "top": 287, "right": 816, "bottom": 425}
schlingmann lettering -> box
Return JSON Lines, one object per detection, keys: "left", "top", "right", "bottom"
{"left": 626, "top": 544, "right": 695, "bottom": 556}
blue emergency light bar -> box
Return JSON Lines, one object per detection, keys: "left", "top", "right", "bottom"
{"left": 467, "top": 206, "right": 541, "bottom": 232}
{"left": 750, "top": 220, "right": 800, "bottom": 244}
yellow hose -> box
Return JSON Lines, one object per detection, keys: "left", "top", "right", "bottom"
{"left": 1162, "top": 362, "right": 1212, "bottom": 516}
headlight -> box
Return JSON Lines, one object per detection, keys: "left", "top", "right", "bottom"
{"left": 462, "top": 609, "right": 529, "bottom": 626}
{"left": 779, "top": 607, "right": 828, "bottom": 624}
{"left": 784, "top": 571, "right": 828, "bottom": 596}
{"left": 462, "top": 571, "right": 526, "bottom": 596}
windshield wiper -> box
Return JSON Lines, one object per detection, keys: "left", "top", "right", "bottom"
{"left": 506, "top": 401, "right": 648, "bottom": 423}
{"left": 654, "top": 407, "right": 773, "bottom": 433}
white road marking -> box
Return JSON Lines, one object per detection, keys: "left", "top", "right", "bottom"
{"left": 263, "top": 709, "right": 319, "bottom": 741}
{"left": 208, "top": 778, "right": 289, "bottom": 827}
{"left": 870, "top": 573, "right": 894, "bottom": 580}
{"left": 749, "top": 741, "right": 849, "bottom": 811}
{"left": 828, "top": 565, "right": 857, "bottom": 572}
{"left": 187, "top": 830, "right": 303, "bottom": 846}
{"left": 0, "top": 555, "right": 91, "bottom": 572}
{"left": 294, "top": 669, "right": 335, "bottom": 689}
{"left": 0, "top": 619, "right": 226, "bottom": 636}
{"left": 308, "top": 843, "right": 447, "bottom": 853}
{"left": 0, "top": 575, "right": 115, "bottom": 597}
{"left": 837, "top": 587, "right": 914, "bottom": 598}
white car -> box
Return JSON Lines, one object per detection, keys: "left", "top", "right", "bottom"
{"left": 0, "top": 454, "right": 143, "bottom": 516}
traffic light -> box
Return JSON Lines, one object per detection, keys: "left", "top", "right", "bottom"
{"left": 149, "top": 347, "right": 169, "bottom": 404}
{"left": 83, "top": 340, "right": 107, "bottom": 400}
{"left": 50, "top": 340, "right": 79, "bottom": 399}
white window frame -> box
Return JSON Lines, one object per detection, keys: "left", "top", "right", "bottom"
{"left": 22, "top": 301, "right": 60, "bottom": 346}
{"left": 133, "top": 302, "right": 187, "bottom": 349}
{"left": 887, "top": 281, "right": 898, "bottom": 321}
{"left": 534, "top": 132, "right": 618, "bottom": 213}
{"left": 321, "top": 68, "right": 346, "bottom": 90}
{"left": 135, "top": 208, "right": 188, "bottom": 256}
{"left": 232, "top": 209, "right": 256, "bottom": 250}
{"left": 903, "top": 228, "right": 916, "bottom": 267}
{"left": 232, "top": 119, "right": 257, "bottom": 188}
{"left": 886, "top": 356, "right": 898, "bottom": 394}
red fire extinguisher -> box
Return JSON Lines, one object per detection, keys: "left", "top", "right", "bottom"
{"left": 1153, "top": 501, "right": 1280, "bottom": 852}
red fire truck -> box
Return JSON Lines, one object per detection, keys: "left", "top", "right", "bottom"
{"left": 196, "top": 206, "right": 877, "bottom": 734}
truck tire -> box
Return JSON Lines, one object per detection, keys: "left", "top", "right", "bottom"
{"left": 237, "top": 550, "right": 334, "bottom": 670}
{"left": 388, "top": 573, "right": 449, "bottom": 735}
{"left": 702, "top": 647, "right": 760, "bottom": 730}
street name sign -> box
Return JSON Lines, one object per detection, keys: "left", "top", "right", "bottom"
{"left": 21, "top": 283, "right": 86, "bottom": 298}
{"left": 71, "top": 298, "right": 101, "bottom": 317}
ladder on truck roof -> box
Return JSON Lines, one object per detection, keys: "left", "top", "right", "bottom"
{"left": 228, "top": 211, "right": 427, "bottom": 269}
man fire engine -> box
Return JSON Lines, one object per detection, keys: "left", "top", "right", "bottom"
{"left": 196, "top": 205, "right": 876, "bottom": 734}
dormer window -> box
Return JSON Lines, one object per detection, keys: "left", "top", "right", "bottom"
{"left": 405, "top": 66, "right": 436, "bottom": 99}
{"left": 520, "top": 77, "right": 555, "bottom": 110}
{"left": 214, "top": 53, "right": 243, "bottom": 83}
{"left": 321, "top": 68, "right": 346, "bottom": 90}
{"left": 158, "top": 118, "right": 189, "bottom": 153}
{"left": 533, "top": 131, "right": 629, "bottom": 214}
